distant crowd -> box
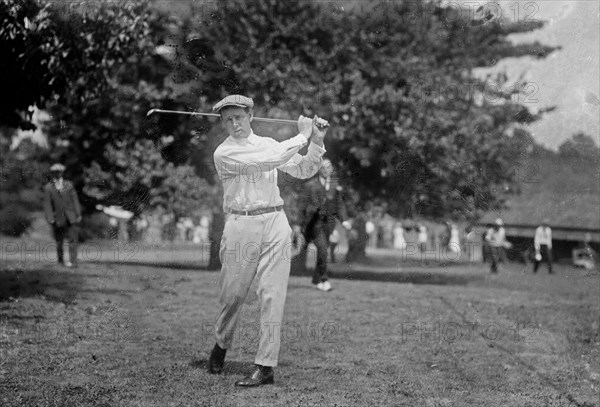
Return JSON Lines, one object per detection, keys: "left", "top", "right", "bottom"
{"left": 42, "top": 161, "right": 597, "bottom": 274}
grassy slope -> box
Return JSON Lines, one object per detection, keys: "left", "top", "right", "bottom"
{"left": 1, "top": 253, "right": 598, "bottom": 407}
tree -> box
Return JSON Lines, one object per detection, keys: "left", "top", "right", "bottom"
{"left": 84, "top": 139, "right": 219, "bottom": 218}
{"left": 180, "top": 0, "right": 557, "bottom": 223}
{"left": 558, "top": 132, "right": 600, "bottom": 164}
{"left": 0, "top": 136, "right": 48, "bottom": 236}
{"left": 1, "top": 0, "right": 58, "bottom": 235}
{"left": 1, "top": 0, "right": 222, "bottom": 240}
{"left": 1, "top": 0, "right": 63, "bottom": 130}
{"left": 2, "top": 0, "right": 559, "bottom": 263}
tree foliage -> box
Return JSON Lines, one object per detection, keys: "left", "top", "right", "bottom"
{"left": 85, "top": 138, "right": 219, "bottom": 217}
{"left": 0, "top": 137, "right": 48, "bottom": 236}
{"left": 1, "top": 0, "right": 215, "bottom": 221}
{"left": 1, "top": 0, "right": 559, "bottom": 232}
{"left": 178, "top": 0, "right": 558, "bottom": 221}
{"left": 1, "top": 0, "right": 62, "bottom": 129}
{"left": 558, "top": 132, "right": 600, "bottom": 164}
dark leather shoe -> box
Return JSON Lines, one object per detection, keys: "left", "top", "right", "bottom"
{"left": 208, "top": 343, "right": 226, "bottom": 374}
{"left": 234, "top": 365, "right": 274, "bottom": 387}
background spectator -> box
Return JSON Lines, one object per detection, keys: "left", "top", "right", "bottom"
{"left": 43, "top": 163, "right": 82, "bottom": 267}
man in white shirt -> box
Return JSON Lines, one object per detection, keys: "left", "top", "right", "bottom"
{"left": 485, "top": 218, "right": 511, "bottom": 273}
{"left": 207, "top": 95, "right": 328, "bottom": 387}
{"left": 533, "top": 219, "right": 553, "bottom": 273}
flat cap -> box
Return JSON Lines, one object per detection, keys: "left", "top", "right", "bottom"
{"left": 212, "top": 95, "right": 254, "bottom": 112}
{"left": 50, "top": 163, "right": 66, "bottom": 172}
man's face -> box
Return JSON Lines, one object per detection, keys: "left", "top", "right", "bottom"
{"left": 51, "top": 171, "right": 63, "bottom": 180}
{"left": 220, "top": 106, "right": 253, "bottom": 139}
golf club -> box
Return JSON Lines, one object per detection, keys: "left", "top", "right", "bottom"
{"left": 146, "top": 109, "right": 329, "bottom": 128}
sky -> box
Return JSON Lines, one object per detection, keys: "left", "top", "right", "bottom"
{"left": 495, "top": 0, "right": 600, "bottom": 148}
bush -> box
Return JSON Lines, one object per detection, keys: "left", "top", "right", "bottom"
{"left": 0, "top": 206, "right": 32, "bottom": 237}
{"left": 79, "top": 213, "right": 114, "bottom": 241}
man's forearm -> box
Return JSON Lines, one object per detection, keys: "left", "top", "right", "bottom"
{"left": 310, "top": 138, "right": 324, "bottom": 148}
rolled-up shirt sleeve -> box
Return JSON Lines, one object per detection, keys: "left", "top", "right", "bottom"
{"left": 278, "top": 142, "right": 326, "bottom": 179}
{"left": 215, "top": 134, "right": 309, "bottom": 179}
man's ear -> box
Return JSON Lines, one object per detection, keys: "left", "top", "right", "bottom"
{"left": 248, "top": 108, "right": 254, "bottom": 123}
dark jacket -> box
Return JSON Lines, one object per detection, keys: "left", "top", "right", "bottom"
{"left": 43, "top": 180, "right": 82, "bottom": 227}
{"left": 297, "top": 175, "right": 347, "bottom": 240}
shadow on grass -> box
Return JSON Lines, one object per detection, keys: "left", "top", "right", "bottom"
{"left": 291, "top": 260, "right": 483, "bottom": 286}
{"left": 86, "top": 260, "right": 209, "bottom": 271}
{"left": 0, "top": 265, "right": 86, "bottom": 304}
{"left": 329, "top": 269, "right": 482, "bottom": 286}
{"left": 88, "top": 259, "right": 482, "bottom": 286}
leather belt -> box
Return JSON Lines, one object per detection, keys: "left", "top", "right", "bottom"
{"left": 228, "top": 205, "right": 283, "bottom": 216}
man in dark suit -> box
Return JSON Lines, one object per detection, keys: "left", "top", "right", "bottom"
{"left": 296, "top": 159, "right": 350, "bottom": 291}
{"left": 43, "top": 163, "right": 82, "bottom": 267}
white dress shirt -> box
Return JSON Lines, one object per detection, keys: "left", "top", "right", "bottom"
{"left": 54, "top": 178, "right": 64, "bottom": 192}
{"left": 534, "top": 226, "right": 552, "bottom": 250}
{"left": 214, "top": 131, "right": 326, "bottom": 211}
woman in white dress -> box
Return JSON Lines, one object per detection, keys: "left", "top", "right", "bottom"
{"left": 393, "top": 222, "right": 407, "bottom": 250}
{"left": 448, "top": 223, "right": 462, "bottom": 256}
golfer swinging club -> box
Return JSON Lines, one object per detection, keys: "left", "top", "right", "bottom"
{"left": 207, "top": 95, "right": 329, "bottom": 387}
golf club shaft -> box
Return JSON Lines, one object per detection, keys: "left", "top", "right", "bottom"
{"left": 147, "top": 109, "right": 298, "bottom": 125}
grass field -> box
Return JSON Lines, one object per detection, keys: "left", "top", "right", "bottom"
{"left": 1, "top": 241, "right": 598, "bottom": 407}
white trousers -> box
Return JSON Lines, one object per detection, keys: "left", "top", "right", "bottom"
{"left": 215, "top": 210, "right": 292, "bottom": 367}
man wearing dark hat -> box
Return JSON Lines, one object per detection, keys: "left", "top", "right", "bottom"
{"left": 43, "top": 163, "right": 82, "bottom": 267}
{"left": 207, "top": 94, "right": 328, "bottom": 387}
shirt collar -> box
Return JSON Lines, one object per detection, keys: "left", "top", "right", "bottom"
{"left": 247, "top": 132, "right": 259, "bottom": 145}
{"left": 229, "top": 131, "right": 259, "bottom": 146}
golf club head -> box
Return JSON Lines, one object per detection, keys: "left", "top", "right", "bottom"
{"left": 146, "top": 109, "right": 157, "bottom": 117}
